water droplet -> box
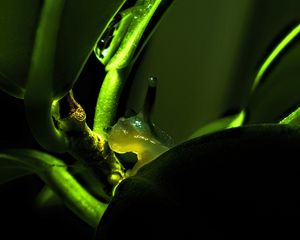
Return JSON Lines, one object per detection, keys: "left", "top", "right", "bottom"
{"left": 94, "top": 15, "right": 121, "bottom": 61}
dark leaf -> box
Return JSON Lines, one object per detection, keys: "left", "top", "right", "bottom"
{"left": 96, "top": 124, "right": 300, "bottom": 239}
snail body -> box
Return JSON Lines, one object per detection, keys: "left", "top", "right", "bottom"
{"left": 107, "top": 76, "right": 173, "bottom": 176}
{"left": 107, "top": 113, "right": 169, "bottom": 176}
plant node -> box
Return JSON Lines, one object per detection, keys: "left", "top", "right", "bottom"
{"left": 57, "top": 92, "right": 126, "bottom": 197}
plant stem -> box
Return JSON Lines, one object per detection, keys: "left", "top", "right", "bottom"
{"left": 59, "top": 93, "right": 126, "bottom": 197}
{"left": 41, "top": 163, "right": 107, "bottom": 228}
{"left": 93, "top": 69, "right": 125, "bottom": 139}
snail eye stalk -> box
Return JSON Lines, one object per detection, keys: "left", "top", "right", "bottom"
{"left": 142, "top": 76, "right": 158, "bottom": 126}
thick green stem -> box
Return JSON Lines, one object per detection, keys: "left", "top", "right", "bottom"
{"left": 93, "top": 69, "right": 125, "bottom": 139}
{"left": 41, "top": 163, "right": 107, "bottom": 228}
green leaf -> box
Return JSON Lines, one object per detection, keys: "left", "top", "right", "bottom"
{"left": 221, "top": 0, "right": 300, "bottom": 123}
{"left": 188, "top": 110, "right": 245, "bottom": 139}
{"left": 0, "top": 0, "right": 42, "bottom": 98}
{"left": 0, "top": 0, "right": 126, "bottom": 99}
{"left": 96, "top": 124, "right": 300, "bottom": 238}
{"left": 22, "top": 0, "right": 126, "bottom": 152}
{"left": 279, "top": 106, "right": 300, "bottom": 124}
{"left": 52, "top": 0, "right": 127, "bottom": 97}
{"left": 246, "top": 32, "right": 300, "bottom": 123}
{"left": 243, "top": 20, "right": 300, "bottom": 124}
{"left": 250, "top": 24, "right": 300, "bottom": 93}
{"left": 25, "top": 0, "right": 70, "bottom": 153}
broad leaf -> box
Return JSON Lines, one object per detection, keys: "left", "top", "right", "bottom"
{"left": 53, "top": 0, "right": 127, "bottom": 97}
{"left": 0, "top": 0, "right": 42, "bottom": 98}
{"left": 96, "top": 124, "right": 300, "bottom": 239}
{"left": 19, "top": 0, "right": 126, "bottom": 153}
{"left": 0, "top": 0, "right": 126, "bottom": 99}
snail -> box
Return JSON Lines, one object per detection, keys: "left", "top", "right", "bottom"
{"left": 107, "top": 77, "right": 174, "bottom": 176}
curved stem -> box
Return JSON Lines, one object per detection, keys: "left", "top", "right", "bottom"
{"left": 41, "top": 162, "right": 107, "bottom": 228}
{"left": 25, "top": 0, "right": 68, "bottom": 153}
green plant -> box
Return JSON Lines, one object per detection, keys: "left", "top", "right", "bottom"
{"left": 2, "top": 0, "right": 300, "bottom": 239}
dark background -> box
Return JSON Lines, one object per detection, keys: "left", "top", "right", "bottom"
{"left": 2, "top": 0, "right": 300, "bottom": 239}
